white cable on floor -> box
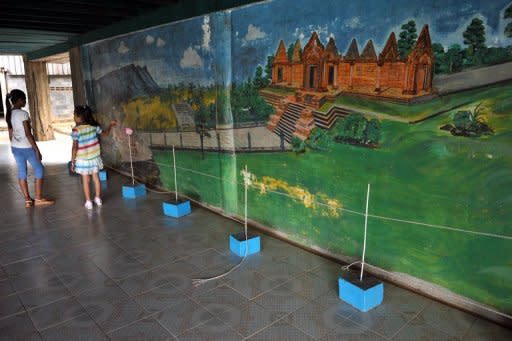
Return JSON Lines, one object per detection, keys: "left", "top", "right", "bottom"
{"left": 190, "top": 165, "right": 252, "bottom": 287}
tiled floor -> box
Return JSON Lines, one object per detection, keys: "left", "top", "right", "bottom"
{"left": 0, "top": 132, "right": 511, "bottom": 340}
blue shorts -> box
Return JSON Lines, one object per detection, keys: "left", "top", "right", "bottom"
{"left": 11, "top": 147, "right": 44, "bottom": 180}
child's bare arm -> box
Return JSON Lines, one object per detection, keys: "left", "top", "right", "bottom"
{"left": 101, "top": 120, "right": 118, "bottom": 137}
{"left": 71, "top": 140, "right": 78, "bottom": 161}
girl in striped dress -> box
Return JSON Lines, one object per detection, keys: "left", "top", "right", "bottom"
{"left": 71, "top": 105, "right": 117, "bottom": 209}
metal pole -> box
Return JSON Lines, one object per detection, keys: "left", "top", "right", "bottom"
{"left": 173, "top": 145, "right": 178, "bottom": 202}
{"left": 128, "top": 135, "right": 135, "bottom": 185}
{"left": 360, "top": 183, "right": 371, "bottom": 281}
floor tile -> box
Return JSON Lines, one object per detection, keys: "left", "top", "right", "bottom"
{"left": 116, "top": 267, "right": 174, "bottom": 297}
{"left": 76, "top": 280, "right": 129, "bottom": 306}
{"left": 223, "top": 269, "right": 269, "bottom": 299}
{"left": 134, "top": 283, "right": 188, "bottom": 314}
{"left": 392, "top": 317, "right": 458, "bottom": 341}
{"left": 253, "top": 282, "right": 311, "bottom": 318}
{"left": 287, "top": 301, "right": 348, "bottom": 339}
{"left": 0, "top": 312, "right": 42, "bottom": 340}
{"left": 0, "top": 278, "right": 15, "bottom": 297}
{"left": 348, "top": 303, "right": 412, "bottom": 339}
{"left": 179, "top": 317, "right": 243, "bottom": 341}
{"left": 87, "top": 297, "right": 148, "bottom": 333}
{"left": 247, "top": 319, "right": 315, "bottom": 341}
{"left": 27, "top": 297, "right": 87, "bottom": 331}
{"left": 0, "top": 294, "right": 25, "bottom": 319}
{"left": 17, "top": 283, "right": 71, "bottom": 311}
{"left": 216, "top": 301, "right": 282, "bottom": 338}
{"left": 462, "top": 318, "right": 512, "bottom": 341}
{"left": 108, "top": 316, "right": 176, "bottom": 340}
{"left": 155, "top": 297, "right": 214, "bottom": 336}
{"left": 195, "top": 284, "right": 249, "bottom": 314}
{"left": 54, "top": 268, "right": 111, "bottom": 295}
{"left": 414, "top": 301, "right": 477, "bottom": 338}
{"left": 40, "top": 313, "right": 108, "bottom": 340}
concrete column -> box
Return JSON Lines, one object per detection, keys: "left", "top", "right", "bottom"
{"left": 23, "top": 56, "right": 54, "bottom": 141}
{"left": 0, "top": 68, "right": 7, "bottom": 117}
{"left": 69, "top": 47, "right": 87, "bottom": 107}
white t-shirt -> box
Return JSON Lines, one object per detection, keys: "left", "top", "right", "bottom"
{"left": 10, "top": 109, "right": 32, "bottom": 148}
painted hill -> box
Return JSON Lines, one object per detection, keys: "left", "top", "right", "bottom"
{"left": 94, "top": 64, "right": 160, "bottom": 104}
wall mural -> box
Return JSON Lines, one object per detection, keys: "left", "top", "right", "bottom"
{"left": 82, "top": 0, "right": 512, "bottom": 313}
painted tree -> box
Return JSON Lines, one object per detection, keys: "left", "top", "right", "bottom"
{"left": 264, "top": 55, "right": 274, "bottom": 83}
{"left": 287, "top": 43, "right": 295, "bottom": 62}
{"left": 398, "top": 20, "right": 417, "bottom": 59}
{"left": 253, "top": 65, "right": 267, "bottom": 89}
{"left": 445, "top": 44, "right": 464, "bottom": 73}
{"left": 505, "top": 4, "right": 512, "bottom": 37}
{"left": 432, "top": 43, "right": 445, "bottom": 73}
{"left": 463, "top": 18, "right": 486, "bottom": 55}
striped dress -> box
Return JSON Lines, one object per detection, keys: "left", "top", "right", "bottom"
{"left": 71, "top": 124, "right": 104, "bottom": 175}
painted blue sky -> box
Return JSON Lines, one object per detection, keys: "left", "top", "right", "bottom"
{"left": 84, "top": 0, "right": 512, "bottom": 86}
{"left": 85, "top": 15, "right": 222, "bottom": 86}
{"left": 231, "top": 0, "right": 512, "bottom": 82}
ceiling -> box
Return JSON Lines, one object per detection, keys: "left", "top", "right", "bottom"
{"left": 0, "top": 0, "right": 179, "bottom": 56}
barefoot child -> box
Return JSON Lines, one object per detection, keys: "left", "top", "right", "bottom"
{"left": 71, "top": 105, "right": 116, "bottom": 209}
{"left": 5, "top": 89, "right": 54, "bottom": 207}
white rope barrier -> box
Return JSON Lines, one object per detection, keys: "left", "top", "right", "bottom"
{"left": 106, "top": 159, "right": 512, "bottom": 241}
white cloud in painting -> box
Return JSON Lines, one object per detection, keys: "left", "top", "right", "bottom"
{"left": 245, "top": 24, "right": 266, "bottom": 41}
{"left": 146, "top": 35, "right": 155, "bottom": 44}
{"left": 343, "top": 16, "right": 362, "bottom": 29}
{"left": 156, "top": 38, "right": 166, "bottom": 47}
{"left": 118, "top": 41, "right": 129, "bottom": 54}
{"left": 180, "top": 46, "right": 203, "bottom": 69}
{"left": 308, "top": 24, "right": 328, "bottom": 37}
{"left": 202, "top": 15, "right": 211, "bottom": 50}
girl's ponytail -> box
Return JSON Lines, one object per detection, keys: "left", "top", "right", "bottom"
{"left": 5, "top": 93, "right": 13, "bottom": 130}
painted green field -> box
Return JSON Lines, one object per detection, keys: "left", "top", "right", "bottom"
{"left": 320, "top": 83, "right": 512, "bottom": 121}
{"left": 153, "top": 83, "right": 512, "bottom": 312}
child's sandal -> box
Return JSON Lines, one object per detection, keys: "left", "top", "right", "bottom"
{"left": 25, "top": 199, "right": 34, "bottom": 208}
{"left": 34, "top": 198, "right": 55, "bottom": 207}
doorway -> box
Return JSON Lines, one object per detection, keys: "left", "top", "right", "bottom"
{"left": 308, "top": 65, "right": 318, "bottom": 89}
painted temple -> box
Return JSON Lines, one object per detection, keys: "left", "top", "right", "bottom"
{"left": 265, "top": 25, "right": 434, "bottom": 142}
{"left": 271, "top": 25, "right": 434, "bottom": 103}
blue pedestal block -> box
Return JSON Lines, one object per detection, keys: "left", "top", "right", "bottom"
{"left": 338, "top": 270, "right": 384, "bottom": 312}
{"left": 162, "top": 199, "right": 191, "bottom": 218}
{"left": 230, "top": 232, "right": 260, "bottom": 257}
{"left": 99, "top": 170, "right": 108, "bottom": 181}
{"left": 122, "top": 184, "right": 146, "bottom": 199}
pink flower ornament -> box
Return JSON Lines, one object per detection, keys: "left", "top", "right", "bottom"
{"left": 125, "top": 127, "right": 133, "bottom": 135}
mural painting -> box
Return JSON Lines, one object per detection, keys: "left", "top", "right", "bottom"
{"left": 82, "top": 0, "right": 512, "bottom": 314}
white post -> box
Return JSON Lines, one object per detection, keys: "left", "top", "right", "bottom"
{"left": 128, "top": 135, "right": 135, "bottom": 185}
{"left": 244, "top": 165, "right": 248, "bottom": 237}
{"left": 360, "top": 183, "right": 371, "bottom": 281}
{"left": 173, "top": 145, "right": 178, "bottom": 202}
{"left": 241, "top": 165, "right": 252, "bottom": 238}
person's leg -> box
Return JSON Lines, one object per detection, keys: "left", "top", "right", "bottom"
{"left": 26, "top": 148, "right": 54, "bottom": 206}
{"left": 82, "top": 174, "right": 91, "bottom": 201}
{"left": 11, "top": 148, "right": 32, "bottom": 204}
{"left": 92, "top": 172, "right": 101, "bottom": 200}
